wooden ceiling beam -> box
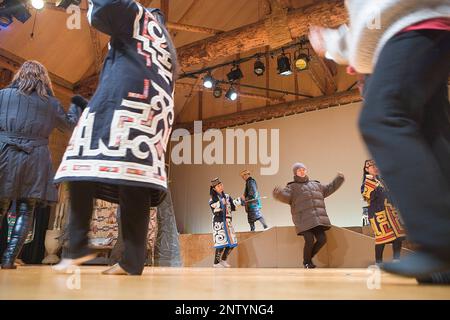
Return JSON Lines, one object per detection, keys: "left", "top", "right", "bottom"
{"left": 308, "top": 55, "right": 338, "bottom": 95}
{"left": 177, "top": 0, "right": 347, "bottom": 70}
{"left": 175, "top": 89, "right": 361, "bottom": 132}
{"left": 166, "top": 22, "right": 223, "bottom": 35}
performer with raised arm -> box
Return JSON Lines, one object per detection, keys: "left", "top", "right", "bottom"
{"left": 273, "top": 163, "right": 344, "bottom": 268}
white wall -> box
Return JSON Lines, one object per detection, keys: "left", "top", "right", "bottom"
{"left": 169, "top": 102, "right": 370, "bottom": 234}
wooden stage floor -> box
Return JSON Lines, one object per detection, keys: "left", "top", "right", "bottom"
{"left": 0, "top": 266, "right": 449, "bottom": 300}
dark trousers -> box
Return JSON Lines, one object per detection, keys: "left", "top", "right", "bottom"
{"left": 302, "top": 226, "right": 327, "bottom": 265}
{"left": 67, "top": 181, "right": 150, "bottom": 275}
{"left": 360, "top": 30, "right": 450, "bottom": 259}
{"left": 214, "top": 247, "right": 234, "bottom": 264}
{"left": 375, "top": 238, "right": 403, "bottom": 263}
{"left": 249, "top": 216, "right": 268, "bottom": 231}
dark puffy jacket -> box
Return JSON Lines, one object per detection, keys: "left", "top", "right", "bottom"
{"left": 0, "top": 87, "right": 80, "bottom": 202}
{"left": 273, "top": 174, "right": 344, "bottom": 234}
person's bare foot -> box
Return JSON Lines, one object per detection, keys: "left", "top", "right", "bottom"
{"left": 52, "top": 253, "right": 97, "bottom": 273}
{"left": 102, "top": 263, "right": 129, "bottom": 275}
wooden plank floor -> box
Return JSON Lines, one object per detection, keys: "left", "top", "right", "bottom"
{"left": 0, "top": 266, "right": 449, "bottom": 300}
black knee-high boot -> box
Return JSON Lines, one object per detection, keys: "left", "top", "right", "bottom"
{"left": 1, "top": 199, "right": 36, "bottom": 269}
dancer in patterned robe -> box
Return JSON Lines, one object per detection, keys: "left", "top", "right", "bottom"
{"left": 361, "top": 160, "right": 406, "bottom": 264}
{"left": 209, "top": 178, "right": 242, "bottom": 268}
{"left": 53, "top": 0, "right": 177, "bottom": 275}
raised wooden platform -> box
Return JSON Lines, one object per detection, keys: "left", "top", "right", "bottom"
{"left": 180, "top": 226, "right": 412, "bottom": 268}
{"left": 0, "top": 266, "right": 448, "bottom": 300}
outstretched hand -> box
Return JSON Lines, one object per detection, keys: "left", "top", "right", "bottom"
{"left": 308, "top": 25, "right": 326, "bottom": 57}
{"left": 273, "top": 186, "right": 283, "bottom": 196}
{"left": 337, "top": 172, "right": 345, "bottom": 179}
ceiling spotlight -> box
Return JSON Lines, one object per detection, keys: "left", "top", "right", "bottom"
{"left": 254, "top": 58, "right": 265, "bottom": 76}
{"left": 0, "top": 15, "right": 13, "bottom": 28}
{"left": 277, "top": 52, "right": 292, "bottom": 76}
{"left": 294, "top": 46, "right": 311, "bottom": 71}
{"left": 31, "top": 0, "right": 45, "bottom": 10}
{"left": 0, "top": 0, "right": 31, "bottom": 24}
{"left": 227, "top": 65, "right": 243, "bottom": 82}
{"left": 225, "top": 86, "right": 238, "bottom": 101}
{"left": 213, "top": 85, "right": 222, "bottom": 98}
{"left": 203, "top": 72, "right": 215, "bottom": 89}
{"left": 56, "top": 0, "right": 82, "bottom": 9}
{"left": 294, "top": 53, "right": 310, "bottom": 71}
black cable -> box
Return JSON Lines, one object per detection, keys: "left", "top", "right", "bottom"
{"left": 346, "top": 81, "right": 358, "bottom": 91}
{"left": 30, "top": 9, "right": 38, "bottom": 39}
{"left": 217, "top": 80, "right": 313, "bottom": 99}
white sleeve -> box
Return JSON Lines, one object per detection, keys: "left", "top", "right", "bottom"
{"left": 323, "top": 24, "right": 350, "bottom": 66}
{"left": 233, "top": 198, "right": 243, "bottom": 207}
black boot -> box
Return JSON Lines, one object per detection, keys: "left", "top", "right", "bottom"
{"left": 1, "top": 200, "right": 35, "bottom": 269}
{"left": 303, "top": 262, "right": 316, "bottom": 269}
{"left": 417, "top": 271, "right": 450, "bottom": 285}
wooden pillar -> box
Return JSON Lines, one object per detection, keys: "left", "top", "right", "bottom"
{"left": 236, "top": 54, "right": 242, "bottom": 112}
{"left": 160, "top": 0, "right": 169, "bottom": 19}
{"left": 265, "top": 46, "right": 270, "bottom": 107}
{"left": 198, "top": 90, "right": 203, "bottom": 120}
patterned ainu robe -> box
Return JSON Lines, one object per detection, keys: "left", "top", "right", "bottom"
{"left": 54, "top": 0, "right": 174, "bottom": 205}
{"left": 362, "top": 174, "right": 406, "bottom": 244}
{"left": 243, "top": 177, "right": 263, "bottom": 223}
{"left": 209, "top": 192, "right": 240, "bottom": 249}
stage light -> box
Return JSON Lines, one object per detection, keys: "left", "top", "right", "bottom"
{"left": 0, "top": 0, "right": 31, "bottom": 24}
{"left": 56, "top": 0, "right": 81, "bottom": 9}
{"left": 225, "top": 86, "right": 238, "bottom": 101}
{"left": 254, "top": 58, "right": 265, "bottom": 76}
{"left": 277, "top": 52, "right": 292, "bottom": 76}
{"left": 31, "top": 0, "right": 44, "bottom": 10}
{"left": 203, "top": 72, "right": 215, "bottom": 89}
{"left": 294, "top": 46, "right": 311, "bottom": 71}
{"left": 227, "top": 65, "right": 243, "bottom": 82}
{"left": 0, "top": 15, "right": 13, "bottom": 28}
{"left": 213, "top": 85, "right": 222, "bottom": 98}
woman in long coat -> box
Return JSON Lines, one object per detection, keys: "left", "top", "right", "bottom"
{"left": 0, "top": 61, "right": 81, "bottom": 269}
{"left": 53, "top": 0, "right": 177, "bottom": 275}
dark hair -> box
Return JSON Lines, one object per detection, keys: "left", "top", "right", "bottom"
{"left": 361, "top": 159, "right": 374, "bottom": 194}
{"left": 11, "top": 60, "right": 54, "bottom": 99}
{"left": 210, "top": 186, "right": 225, "bottom": 201}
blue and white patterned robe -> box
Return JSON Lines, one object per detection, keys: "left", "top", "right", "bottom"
{"left": 54, "top": 0, "right": 174, "bottom": 205}
{"left": 209, "top": 192, "right": 239, "bottom": 249}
